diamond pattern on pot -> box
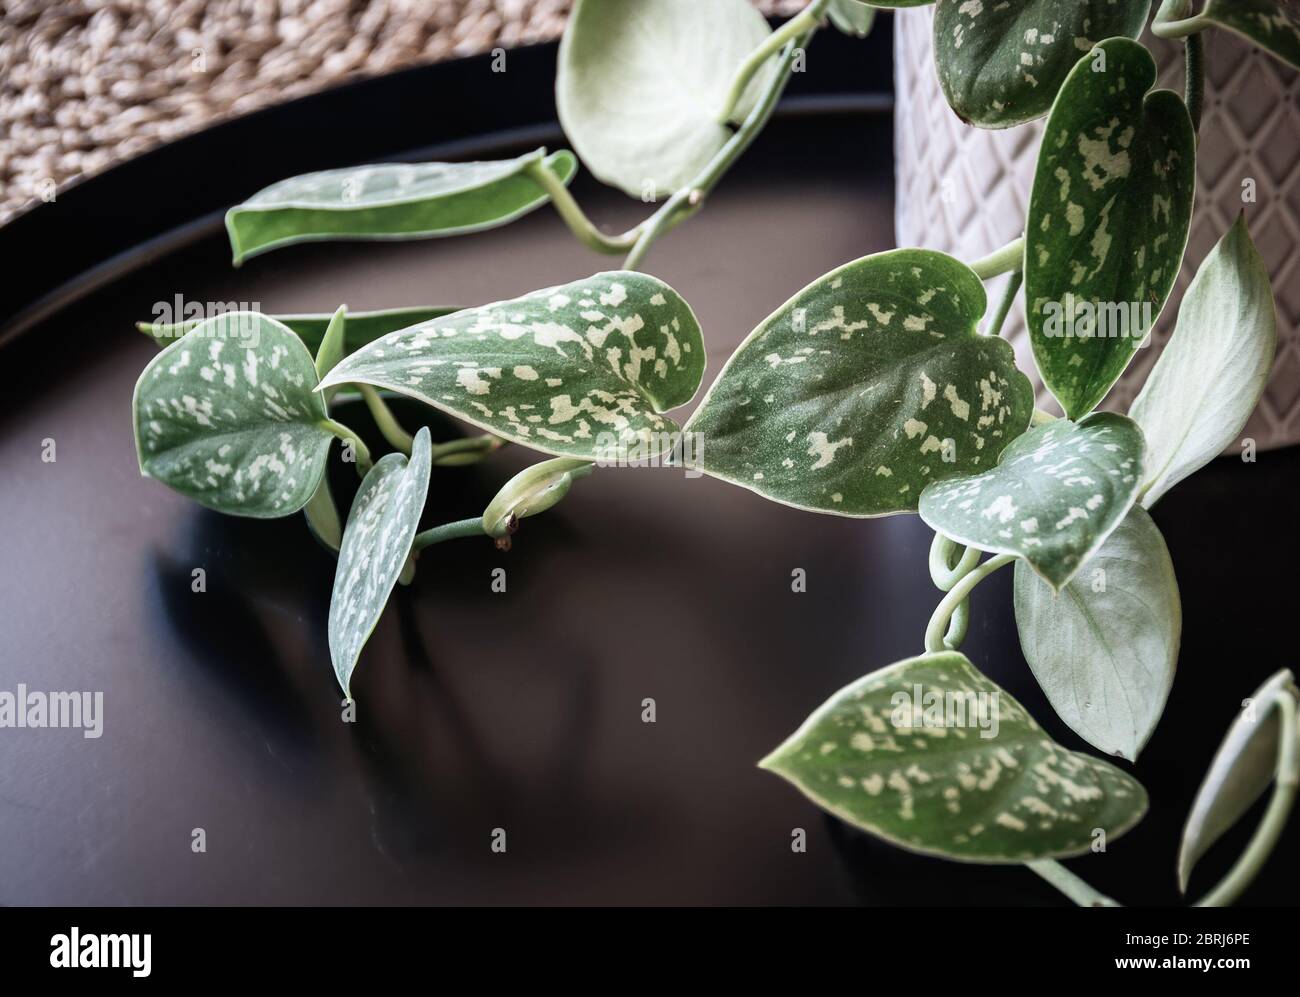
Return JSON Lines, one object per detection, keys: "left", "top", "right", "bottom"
{"left": 894, "top": 6, "right": 1300, "bottom": 451}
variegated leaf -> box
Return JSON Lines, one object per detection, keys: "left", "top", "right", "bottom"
{"left": 1130, "top": 215, "right": 1277, "bottom": 507}
{"left": 934, "top": 0, "right": 1152, "bottom": 128}
{"left": 683, "top": 249, "right": 1034, "bottom": 517}
{"left": 317, "top": 271, "right": 706, "bottom": 462}
{"left": 1014, "top": 505, "right": 1180, "bottom": 760}
{"left": 1200, "top": 0, "right": 1300, "bottom": 69}
{"left": 329, "top": 427, "right": 433, "bottom": 699}
{"left": 918, "top": 413, "right": 1145, "bottom": 591}
{"left": 760, "top": 650, "right": 1149, "bottom": 862}
{"left": 557, "top": 0, "right": 774, "bottom": 198}
{"left": 1025, "top": 37, "right": 1195, "bottom": 420}
{"left": 225, "top": 149, "right": 576, "bottom": 264}
{"left": 133, "top": 312, "right": 334, "bottom": 518}
{"left": 1179, "top": 669, "right": 1298, "bottom": 892}
{"left": 139, "top": 305, "right": 460, "bottom": 356}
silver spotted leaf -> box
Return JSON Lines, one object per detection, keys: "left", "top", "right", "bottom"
{"left": 1179, "top": 669, "right": 1298, "bottom": 892}
{"left": 1130, "top": 215, "right": 1277, "bottom": 507}
{"left": 557, "top": 0, "right": 774, "bottom": 198}
{"left": 225, "top": 149, "right": 576, "bottom": 264}
{"left": 934, "top": 0, "right": 1152, "bottom": 128}
{"left": 760, "top": 650, "right": 1149, "bottom": 862}
{"left": 140, "top": 305, "right": 459, "bottom": 357}
{"left": 1014, "top": 505, "right": 1180, "bottom": 760}
{"left": 328, "top": 427, "right": 433, "bottom": 699}
{"left": 133, "top": 312, "right": 334, "bottom": 518}
{"left": 1025, "top": 37, "right": 1195, "bottom": 420}
{"left": 684, "top": 249, "right": 1034, "bottom": 517}
{"left": 317, "top": 271, "right": 706, "bottom": 462}
{"left": 918, "top": 412, "right": 1145, "bottom": 591}
{"left": 1199, "top": 0, "right": 1300, "bottom": 69}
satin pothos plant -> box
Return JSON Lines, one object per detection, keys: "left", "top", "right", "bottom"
{"left": 131, "top": 0, "right": 1299, "bottom": 905}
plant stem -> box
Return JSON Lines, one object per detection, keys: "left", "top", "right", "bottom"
{"left": 430, "top": 433, "right": 505, "bottom": 466}
{"left": 1194, "top": 692, "right": 1299, "bottom": 907}
{"left": 1153, "top": 0, "right": 1210, "bottom": 39}
{"left": 968, "top": 238, "right": 1025, "bottom": 281}
{"left": 358, "top": 384, "right": 413, "bottom": 455}
{"left": 623, "top": 22, "right": 818, "bottom": 271}
{"left": 318, "top": 417, "right": 373, "bottom": 475}
{"left": 923, "top": 553, "right": 1015, "bottom": 653}
{"left": 412, "top": 517, "right": 488, "bottom": 551}
{"left": 525, "top": 159, "right": 641, "bottom": 255}
{"left": 716, "top": 1, "right": 827, "bottom": 124}
{"left": 985, "top": 270, "right": 1023, "bottom": 337}
{"left": 1026, "top": 859, "right": 1122, "bottom": 907}
{"left": 928, "top": 532, "right": 980, "bottom": 590}
{"left": 1184, "top": 31, "right": 1205, "bottom": 134}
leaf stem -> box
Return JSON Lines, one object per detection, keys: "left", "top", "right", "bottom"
{"left": 429, "top": 433, "right": 505, "bottom": 466}
{"left": 968, "top": 237, "right": 1025, "bottom": 281}
{"left": 412, "top": 517, "right": 488, "bottom": 551}
{"left": 358, "top": 384, "right": 413, "bottom": 455}
{"left": 1026, "top": 859, "right": 1122, "bottom": 907}
{"left": 1153, "top": 0, "right": 1211, "bottom": 39}
{"left": 716, "top": 1, "right": 827, "bottom": 124}
{"left": 1194, "top": 691, "right": 1299, "bottom": 907}
{"left": 923, "top": 553, "right": 1015, "bottom": 654}
{"left": 985, "top": 270, "right": 1023, "bottom": 337}
{"left": 318, "top": 417, "right": 373, "bottom": 476}
{"left": 525, "top": 159, "right": 641, "bottom": 255}
{"left": 1184, "top": 31, "right": 1205, "bottom": 134}
{"left": 623, "top": 21, "right": 819, "bottom": 271}
{"left": 928, "top": 532, "right": 980, "bottom": 590}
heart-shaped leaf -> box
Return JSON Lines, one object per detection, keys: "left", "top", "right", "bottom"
{"left": 1178, "top": 669, "right": 1298, "bottom": 892}
{"left": 1025, "top": 37, "right": 1195, "bottom": 420}
{"left": 141, "top": 305, "right": 460, "bottom": 357}
{"left": 684, "top": 250, "right": 1034, "bottom": 517}
{"left": 1014, "top": 505, "right": 1180, "bottom": 760}
{"left": 225, "top": 148, "right": 576, "bottom": 264}
{"left": 918, "top": 412, "right": 1145, "bottom": 591}
{"left": 317, "top": 271, "right": 706, "bottom": 462}
{"left": 557, "top": 0, "right": 774, "bottom": 198}
{"left": 133, "top": 312, "right": 334, "bottom": 517}
{"left": 934, "top": 0, "right": 1152, "bottom": 128}
{"left": 1130, "top": 215, "right": 1277, "bottom": 507}
{"left": 760, "top": 650, "right": 1148, "bottom": 862}
{"left": 329, "top": 427, "right": 434, "bottom": 699}
{"left": 1198, "top": 0, "right": 1300, "bottom": 69}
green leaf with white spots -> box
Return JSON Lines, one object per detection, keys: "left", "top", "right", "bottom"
{"left": 224, "top": 148, "right": 577, "bottom": 264}
{"left": 934, "top": 0, "right": 1152, "bottom": 128}
{"left": 683, "top": 249, "right": 1034, "bottom": 517}
{"left": 1025, "top": 37, "right": 1195, "bottom": 420}
{"left": 139, "top": 305, "right": 460, "bottom": 356}
{"left": 1179, "top": 670, "right": 1298, "bottom": 892}
{"left": 1014, "top": 505, "right": 1180, "bottom": 761}
{"left": 133, "top": 312, "right": 334, "bottom": 518}
{"left": 557, "top": 0, "right": 774, "bottom": 199}
{"left": 329, "top": 427, "right": 433, "bottom": 699}
{"left": 760, "top": 650, "right": 1148, "bottom": 862}
{"left": 1199, "top": 0, "right": 1300, "bottom": 70}
{"left": 317, "top": 271, "right": 705, "bottom": 462}
{"left": 1130, "top": 215, "right": 1277, "bottom": 508}
{"left": 918, "top": 412, "right": 1145, "bottom": 591}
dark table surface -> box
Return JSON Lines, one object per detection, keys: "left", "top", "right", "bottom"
{"left": 1, "top": 37, "right": 1296, "bottom": 906}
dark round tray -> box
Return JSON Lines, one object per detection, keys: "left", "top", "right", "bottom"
{"left": 0, "top": 22, "right": 1295, "bottom": 906}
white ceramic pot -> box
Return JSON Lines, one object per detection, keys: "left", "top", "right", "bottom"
{"left": 894, "top": 6, "right": 1300, "bottom": 450}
